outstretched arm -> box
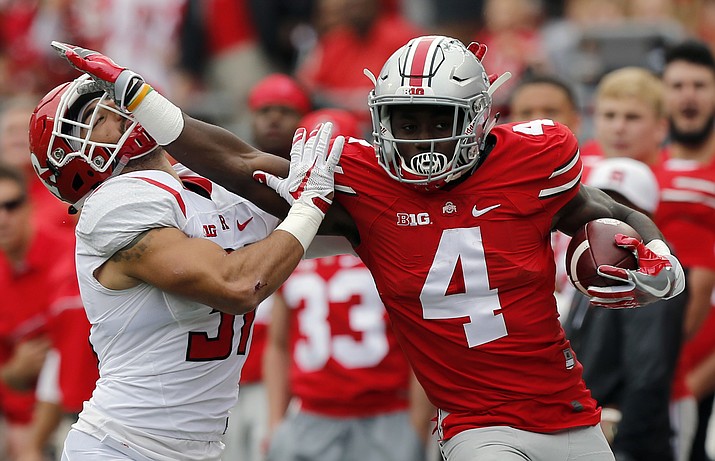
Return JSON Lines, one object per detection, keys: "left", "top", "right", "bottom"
{"left": 50, "top": 41, "right": 358, "bottom": 243}
{"left": 169, "top": 115, "right": 292, "bottom": 218}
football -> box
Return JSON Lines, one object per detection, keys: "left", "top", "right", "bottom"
{"left": 565, "top": 218, "right": 641, "bottom": 296}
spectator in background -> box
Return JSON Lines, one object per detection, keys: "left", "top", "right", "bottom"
{"left": 474, "top": 0, "right": 550, "bottom": 113}
{"left": 68, "top": 0, "right": 185, "bottom": 96}
{"left": 0, "top": 95, "right": 75, "bottom": 233}
{"left": 657, "top": 39, "right": 715, "bottom": 461}
{"left": 0, "top": 0, "right": 76, "bottom": 96}
{"left": 16, "top": 276, "right": 98, "bottom": 461}
{"left": 296, "top": 0, "right": 423, "bottom": 130}
{"left": 581, "top": 66, "right": 669, "bottom": 169}
{"left": 263, "top": 253, "right": 431, "bottom": 461}
{"left": 247, "top": 73, "right": 312, "bottom": 158}
{"left": 507, "top": 73, "right": 583, "bottom": 311}
{"left": 508, "top": 74, "right": 582, "bottom": 137}
{"left": 564, "top": 157, "right": 686, "bottom": 461}
{"left": 178, "top": 0, "right": 275, "bottom": 137}
{"left": 0, "top": 162, "right": 74, "bottom": 460}
{"left": 222, "top": 73, "right": 311, "bottom": 461}
{"left": 299, "top": 107, "right": 364, "bottom": 139}
{"left": 246, "top": 0, "right": 313, "bottom": 73}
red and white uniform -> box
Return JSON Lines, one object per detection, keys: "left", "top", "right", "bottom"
{"left": 280, "top": 255, "right": 411, "bottom": 417}
{"left": 653, "top": 154, "right": 715, "bottom": 400}
{"left": 653, "top": 155, "right": 715, "bottom": 272}
{"left": 334, "top": 120, "right": 599, "bottom": 440}
{"left": 72, "top": 165, "right": 279, "bottom": 459}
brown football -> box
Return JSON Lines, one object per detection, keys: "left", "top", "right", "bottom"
{"left": 565, "top": 218, "right": 641, "bottom": 296}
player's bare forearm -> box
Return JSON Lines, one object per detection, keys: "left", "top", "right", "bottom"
{"left": 166, "top": 115, "right": 360, "bottom": 244}
{"left": 166, "top": 115, "right": 291, "bottom": 217}
{"left": 555, "top": 185, "right": 665, "bottom": 244}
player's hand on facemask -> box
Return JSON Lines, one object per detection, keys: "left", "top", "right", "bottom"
{"left": 254, "top": 122, "right": 344, "bottom": 217}
{"left": 587, "top": 235, "right": 685, "bottom": 308}
{"left": 51, "top": 41, "right": 147, "bottom": 111}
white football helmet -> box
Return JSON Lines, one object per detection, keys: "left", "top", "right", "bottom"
{"left": 366, "top": 35, "right": 510, "bottom": 190}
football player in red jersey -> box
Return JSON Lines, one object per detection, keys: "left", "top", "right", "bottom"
{"left": 52, "top": 36, "right": 686, "bottom": 461}
{"left": 263, "top": 255, "right": 429, "bottom": 461}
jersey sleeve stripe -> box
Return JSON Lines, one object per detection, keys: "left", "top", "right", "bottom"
{"left": 673, "top": 176, "right": 715, "bottom": 194}
{"left": 335, "top": 184, "right": 357, "bottom": 195}
{"left": 334, "top": 165, "right": 357, "bottom": 195}
{"left": 133, "top": 177, "right": 187, "bottom": 217}
{"left": 538, "top": 173, "right": 581, "bottom": 198}
{"left": 661, "top": 189, "right": 715, "bottom": 210}
{"left": 539, "top": 149, "right": 582, "bottom": 199}
{"left": 549, "top": 149, "right": 580, "bottom": 179}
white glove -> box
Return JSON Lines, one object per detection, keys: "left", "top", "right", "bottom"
{"left": 254, "top": 122, "right": 344, "bottom": 217}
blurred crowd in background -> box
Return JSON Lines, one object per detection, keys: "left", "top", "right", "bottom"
{"left": 4, "top": 0, "right": 715, "bottom": 460}
{"left": 1, "top": 0, "right": 712, "bottom": 140}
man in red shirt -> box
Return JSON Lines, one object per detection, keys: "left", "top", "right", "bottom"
{"left": 0, "top": 163, "right": 96, "bottom": 460}
{"left": 57, "top": 35, "right": 686, "bottom": 460}
{"left": 656, "top": 39, "right": 715, "bottom": 461}
{"left": 297, "top": 0, "right": 423, "bottom": 130}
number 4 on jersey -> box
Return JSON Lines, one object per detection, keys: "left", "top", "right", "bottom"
{"left": 512, "top": 119, "right": 555, "bottom": 136}
{"left": 420, "top": 227, "right": 507, "bottom": 348}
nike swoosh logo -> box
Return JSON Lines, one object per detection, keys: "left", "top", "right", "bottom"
{"left": 639, "top": 270, "right": 672, "bottom": 298}
{"left": 237, "top": 217, "right": 253, "bottom": 231}
{"left": 472, "top": 204, "right": 501, "bottom": 218}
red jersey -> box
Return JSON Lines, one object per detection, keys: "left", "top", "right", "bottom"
{"left": 653, "top": 154, "right": 715, "bottom": 270}
{"left": 653, "top": 153, "right": 715, "bottom": 400}
{"left": 334, "top": 120, "right": 599, "bottom": 439}
{"left": 0, "top": 225, "right": 75, "bottom": 423}
{"left": 239, "top": 297, "right": 273, "bottom": 384}
{"left": 280, "top": 255, "right": 411, "bottom": 417}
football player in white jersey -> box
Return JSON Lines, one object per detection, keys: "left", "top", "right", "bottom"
{"left": 27, "top": 74, "right": 343, "bottom": 461}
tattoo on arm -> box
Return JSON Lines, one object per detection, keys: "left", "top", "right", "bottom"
{"left": 110, "top": 230, "right": 153, "bottom": 263}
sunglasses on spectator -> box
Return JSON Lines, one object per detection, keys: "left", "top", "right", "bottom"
{"left": 0, "top": 196, "right": 26, "bottom": 212}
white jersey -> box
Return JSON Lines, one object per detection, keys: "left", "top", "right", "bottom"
{"left": 72, "top": 166, "right": 280, "bottom": 451}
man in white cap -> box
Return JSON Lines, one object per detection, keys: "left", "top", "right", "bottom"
{"left": 564, "top": 157, "right": 687, "bottom": 461}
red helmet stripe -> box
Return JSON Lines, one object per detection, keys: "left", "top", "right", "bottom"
{"left": 409, "top": 37, "right": 438, "bottom": 87}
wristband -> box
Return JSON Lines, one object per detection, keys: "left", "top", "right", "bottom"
{"left": 276, "top": 200, "right": 324, "bottom": 252}
{"left": 127, "top": 83, "right": 153, "bottom": 112}
{"left": 646, "top": 239, "right": 672, "bottom": 256}
{"left": 131, "top": 86, "right": 185, "bottom": 145}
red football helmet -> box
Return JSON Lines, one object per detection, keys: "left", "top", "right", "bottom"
{"left": 29, "top": 74, "right": 157, "bottom": 208}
